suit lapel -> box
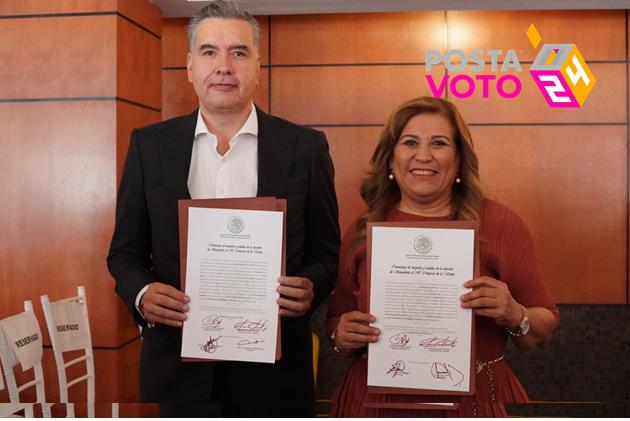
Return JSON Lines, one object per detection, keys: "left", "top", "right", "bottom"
{"left": 160, "top": 109, "right": 197, "bottom": 200}
{"left": 158, "top": 107, "right": 291, "bottom": 200}
{"left": 257, "top": 107, "right": 294, "bottom": 198}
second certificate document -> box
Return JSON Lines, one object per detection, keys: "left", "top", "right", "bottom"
{"left": 367, "top": 222, "right": 476, "bottom": 395}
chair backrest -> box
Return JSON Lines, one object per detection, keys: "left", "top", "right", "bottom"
{"left": 0, "top": 403, "right": 32, "bottom": 417}
{"left": 0, "top": 300, "right": 50, "bottom": 417}
{"left": 40, "top": 286, "right": 95, "bottom": 417}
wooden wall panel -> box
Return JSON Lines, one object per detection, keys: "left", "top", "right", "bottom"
{"left": 162, "top": 16, "right": 269, "bottom": 68}
{"left": 92, "top": 342, "right": 142, "bottom": 403}
{"left": 472, "top": 125, "right": 627, "bottom": 304}
{"left": 320, "top": 127, "right": 381, "bottom": 234}
{"left": 162, "top": 18, "right": 190, "bottom": 68}
{"left": 271, "top": 12, "right": 445, "bottom": 64}
{"left": 117, "top": 17, "right": 162, "bottom": 109}
{"left": 116, "top": 338, "right": 142, "bottom": 402}
{"left": 0, "top": 0, "right": 161, "bottom": 36}
{"left": 116, "top": 0, "right": 162, "bottom": 37}
{"left": 0, "top": 102, "right": 120, "bottom": 346}
{"left": 271, "top": 65, "right": 445, "bottom": 125}
{"left": 0, "top": 16, "right": 116, "bottom": 99}
{"left": 0, "top": 0, "right": 117, "bottom": 15}
{"left": 447, "top": 10, "right": 625, "bottom": 62}
{"left": 448, "top": 64, "right": 625, "bottom": 124}
{"left": 257, "top": 16, "right": 269, "bottom": 65}
{"left": 162, "top": 70, "right": 196, "bottom": 120}
{"left": 162, "top": 68, "right": 269, "bottom": 120}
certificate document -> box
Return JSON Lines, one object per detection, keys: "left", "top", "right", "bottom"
{"left": 367, "top": 221, "right": 477, "bottom": 395}
{"left": 179, "top": 198, "right": 284, "bottom": 363}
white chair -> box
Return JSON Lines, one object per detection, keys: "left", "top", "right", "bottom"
{"left": 0, "top": 301, "right": 51, "bottom": 417}
{"left": 41, "top": 286, "right": 118, "bottom": 418}
{"left": 0, "top": 403, "right": 33, "bottom": 418}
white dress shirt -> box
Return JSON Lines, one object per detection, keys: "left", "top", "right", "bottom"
{"left": 136, "top": 104, "right": 259, "bottom": 322}
{"left": 188, "top": 105, "right": 258, "bottom": 199}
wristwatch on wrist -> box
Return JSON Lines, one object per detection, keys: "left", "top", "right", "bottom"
{"left": 505, "top": 305, "right": 530, "bottom": 337}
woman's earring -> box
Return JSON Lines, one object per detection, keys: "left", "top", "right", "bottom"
{"left": 388, "top": 173, "right": 395, "bottom": 180}
{"left": 455, "top": 176, "right": 461, "bottom": 184}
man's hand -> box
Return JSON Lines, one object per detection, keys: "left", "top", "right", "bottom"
{"left": 276, "top": 276, "right": 314, "bottom": 317}
{"left": 140, "top": 282, "right": 190, "bottom": 327}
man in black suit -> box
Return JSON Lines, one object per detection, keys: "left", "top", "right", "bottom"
{"left": 106, "top": 0, "right": 340, "bottom": 416}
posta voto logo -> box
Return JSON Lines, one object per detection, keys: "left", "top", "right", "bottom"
{"left": 424, "top": 24, "right": 596, "bottom": 108}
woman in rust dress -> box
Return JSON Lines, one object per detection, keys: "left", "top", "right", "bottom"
{"left": 326, "top": 97, "right": 559, "bottom": 417}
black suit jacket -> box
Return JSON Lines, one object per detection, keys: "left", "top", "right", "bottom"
{"left": 107, "top": 108, "right": 340, "bottom": 415}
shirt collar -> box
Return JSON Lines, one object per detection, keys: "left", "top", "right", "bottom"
{"left": 194, "top": 103, "right": 258, "bottom": 140}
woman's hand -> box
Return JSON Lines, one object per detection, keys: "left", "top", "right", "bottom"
{"left": 460, "top": 276, "right": 522, "bottom": 328}
{"left": 460, "top": 276, "right": 559, "bottom": 350}
{"left": 332, "top": 311, "right": 380, "bottom": 354}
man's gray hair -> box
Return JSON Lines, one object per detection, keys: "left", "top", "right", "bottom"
{"left": 188, "top": 0, "right": 261, "bottom": 52}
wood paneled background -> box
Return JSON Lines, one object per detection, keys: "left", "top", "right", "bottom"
{"left": 163, "top": 10, "right": 629, "bottom": 305}
{"left": 0, "top": 0, "right": 161, "bottom": 414}
{"left": 1, "top": 2, "right": 628, "bottom": 413}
